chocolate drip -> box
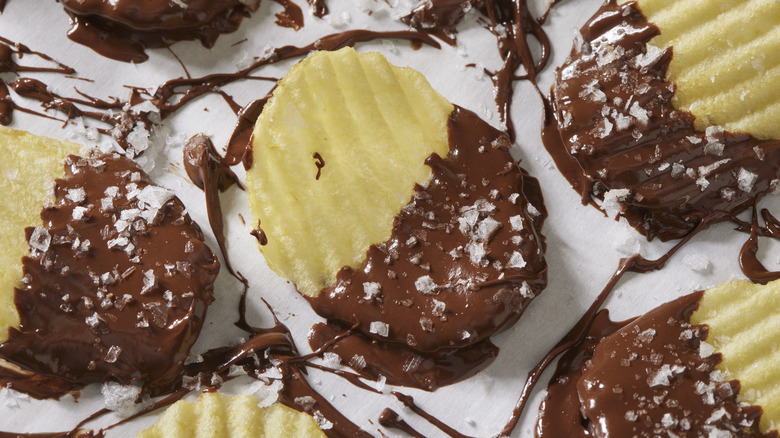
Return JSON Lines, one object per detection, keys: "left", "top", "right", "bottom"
{"left": 538, "top": 291, "right": 775, "bottom": 438}
{"left": 182, "top": 134, "right": 244, "bottom": 275}
{"left": 739, "top": 209, "right": 780, "bottom": 284}
{"left": 378, "top": 409, "right": 425, "bottom": 438}
{"left": 307, "top": 0, "right": 329, "bottom": 17}
{"left": 60, "top": 0, "right": 262, "bottom": 63}
{"left": 535, "top": 310, "right": 627, "bottom": 438}
{"left": 402, "top": 0, "right": 553, "bottom": 139}
{"left": 544, "top": 0, "right": 780, "bottom": 241}
{"left": 0, "top": 153, "right": 220, "bottom": 398}
{"left": 272, "top": 0, "right": 305, "bottom": 30}
{"left": 392, "top": 392, "right": 472, "bottom": 438}
{"left": 312, "top": 152, "right": 325, "bottom": 180}
{"left": 2, "top": 30, "right": 438, "bottom": 154}
{"left": 0, "top": 36, "right": 75, "bottom": 75}
{"left": 307, "top": 106, "right": 547, "bottom": 389}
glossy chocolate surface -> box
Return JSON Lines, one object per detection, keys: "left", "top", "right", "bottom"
{"left": 308, "top": 106, "right": 547, "bottom": 389}
{"left": 60, "top": 0, "right": 261, "bottom": 62}
{"left": 0, "top": 153, "right": 219, "bottom": 398}
{"left": 537, "top": 291, "right": 776, "bottom": 437}
{"left": 544, "top": 0, "right": 780, "bottom": 241}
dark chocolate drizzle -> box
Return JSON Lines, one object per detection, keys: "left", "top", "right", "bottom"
{"left": 307, "top": 106, "right": 547, "bottom": 390}
{"left": 0, "top": 153, "right": 220, "bottom": 398}
{"left": 537, "top": 291, "right": 776, "bottom": 438}
{"left": 739, "top": 208, "right": 780, "bottom": 284}
{"left": 402, "top": 0, "right": 553, "bottom": 140}
{"left": 544, "top": 0, "right": 780, "bottom": 241}
{"left": 378, "top": 409, "right": 425, "bottom": 438}
{"left": 59, "top": 0, "right": 262, "bottom": 63}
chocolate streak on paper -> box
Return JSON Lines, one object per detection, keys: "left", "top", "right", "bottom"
{"left": 0, "top": 153, "right": 220, "bottom": 399}
{"left": 308, "top": 0, "right": 329, "bottom": 17}
{"left": 403, "top": 0, "right": 552, "bottom": 140}
{"left": 272, "top": 0, "right": 305, "bottom": 31}
{"left": 537, "top": 291, "right": 775, "bottom": 438}
{"left": 739, "top": 209, "right": 780, "bottom": 284}
{"left": 59, "top": 0, "right": 262, "bottom": 63}
{"left": 544, "top": 0, "right": 780, "bottom": 241}
{"left": 308, "top": 107, "right": 547, "bottom": 391}
{"left": 378, "top": 409, "right": 425, "bottom": 438}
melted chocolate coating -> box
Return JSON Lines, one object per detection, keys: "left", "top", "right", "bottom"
{"left": 537, "top": 292, "right": 777, "bottom": 438}
{"left": 308, "top": 106, "right": 547, "bottom": 389}
{"left": 0, "top": 153, "right": 219, "bottom": 398}
{"left": 59, "top": 0, "right": 261, "bottom": 62}
{"left": 544, "top": 0, "right": 780, "bottom": 241}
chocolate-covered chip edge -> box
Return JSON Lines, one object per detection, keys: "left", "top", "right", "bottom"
{"left": 309, "top": 106, "right": 548, "bottom": 390}
{"left": 544, "top": 0, "right": 780, "bottom": 241}
{"left": 0, "top": 152, "right": 220, "bottom": 398}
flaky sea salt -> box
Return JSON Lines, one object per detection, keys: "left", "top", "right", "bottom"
{"left": 602, "top": 188, "right": 629, "bottom": 219}
{"left": 369, "top": 321, "right": 389, "bottom": 337}
{"left": 363, "top": 282, "right": 381, "bottom": 300}
{"left": 415, "top": 275, "right": 438, "bottom": 294}
{"left": 29, "top": 226, "right": 51, "bottom": 253}
{"left": 683, "top": 254, "right": 711, "bottom": 273}
{"left": 101, "top": 381, "right": 141, "bottom": 417}
{"left": 507, "top": 251, "right": 526, "bottom": 269}
{"left": 737, "top": 167, "right": 758, "bottom": 193}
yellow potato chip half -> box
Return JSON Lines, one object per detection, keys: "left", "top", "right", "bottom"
{"left": 136, "top": 392, "right": 326, "bottom": 438}
{"left": 246, "top": 47, "right": 453, "bottom": 297}
{"left": 0, "top": 127, "right": 81, "bottom": 343}
{"left": 692, "top": 278, "right": 780, "bottom": 433}
{"left": 625, "top": 0, "right": 780, "bottom": 139}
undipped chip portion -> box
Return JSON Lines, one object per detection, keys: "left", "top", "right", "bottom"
{"left": 136, "top": 392, "right": 326, "bottom": 438}
{"left": 691, "top": 278, "right": 780, "bottom": 433}
{"left": 625, "top": 0, "right": 780, "bottom": 139}
{"left": 0, "top": 127, "right": 81, "bottom": 343}
{"left": 247, "top": 47, "right": 453, "bottom": 296}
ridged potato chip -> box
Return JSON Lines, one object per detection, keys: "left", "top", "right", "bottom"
{"left": 624, "top": 0, "right": 780, "bottom": 139}
{"left": 246, "top": 47, "right": 453, "bottom": 296}
{"left": 0, "top": 127, "right": 81, "bottom": 343}
{"left": 692, "top": 278, "right": 780, "bottom": 433}
{"left": 137, "top": 392, "right": 325, "bottom": 438}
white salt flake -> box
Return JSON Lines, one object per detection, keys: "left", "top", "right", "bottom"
{"left": 737, "top": 168, "right": 758, "bottom": 193}
{"left": 369, "top": 321, "right": 389, "bottom": 337}
{"left": 66, "top": 188, "right": 86, "bottom": 203}
{"left": 650, "top": 364, "right": 673, "bottom": 387}
{"left": 699, "top": 341, "right": 716, "bottom": 358}
{"left": 101, "top": 381, "right": 141, "bottom": 417}
{"left": 507, "top": 251, "right": 526, "bottom": 269}
{"left": 415, "top": 275, "right": 438, "bottom": 294}
{"left": 29, "top": 226, "right": 51, "bottom": 252}
{"left": 602, "top": 188, "right": 629, "bottom": 219}
{"left": 363, "top": 282, "right": 381, "bottom": 300}
{"left": 683, "top": 254, "right": 711, "bottom": 273}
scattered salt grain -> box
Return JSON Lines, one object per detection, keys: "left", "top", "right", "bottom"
{"left": 101, "top": 381, "right": 141, "bottom": 417}
{"left": 415, "top": 275, "right": 438, "bottom": 294}
{"left": 737, "top": 168, "right": 758, "bottom": 193}
{"left": 683, "top": 254, "right": 711, "bottom": 273}
{"left": 507, "top": 251, "right": 526, "bottom": 269}
{"left": 601, "top": 188, "right": 629, "bottom": 219}
{"left": 369, "top": 321, "right": 390, "bottom": 337}
{"left": 29, "top": 226, "right": 51, "bottom": 252}
{"left": 322, "top": 352, "right": 341, "bottom": 368}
